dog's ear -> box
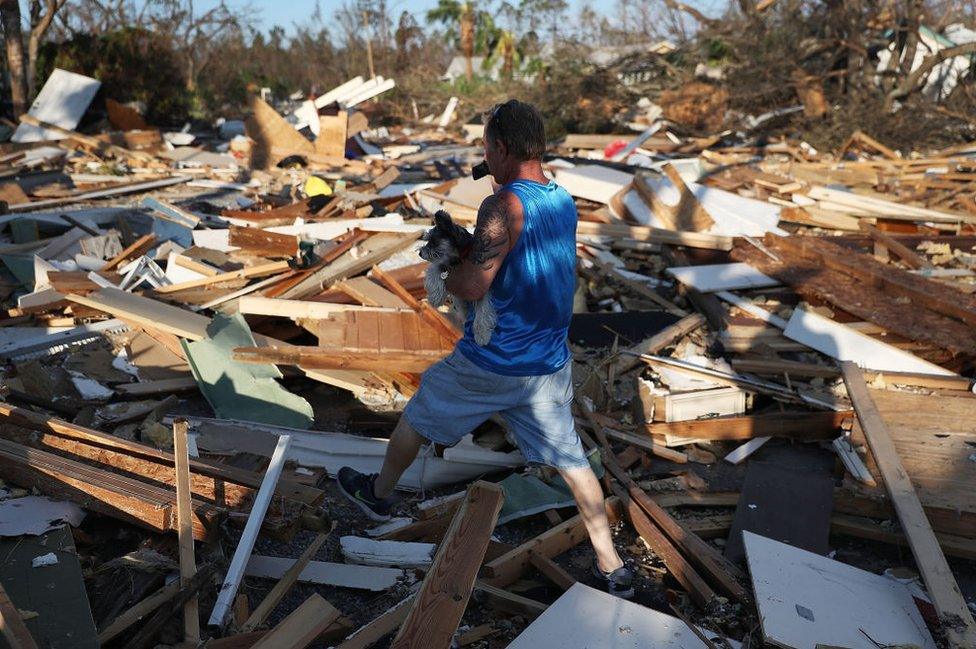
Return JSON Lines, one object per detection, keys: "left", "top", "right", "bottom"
{"left": 434, "top": 210, "right": 473, "bottom": 248}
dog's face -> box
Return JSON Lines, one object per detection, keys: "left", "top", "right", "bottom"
{"left": 419, "top": 210, "right": 466, "bottom": 267}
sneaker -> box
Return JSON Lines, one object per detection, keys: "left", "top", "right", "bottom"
{"left": 336, "top": 467, "right": 393, "bottom": 522}
{"left": 593, "top": 559, "right": 636, "bottom": 599}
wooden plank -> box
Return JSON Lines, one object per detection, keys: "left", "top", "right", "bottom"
{"left": 250, "top": 594, "right": 341, "bottom": 649}
{"left": 391, "top": 481, "right": 504, "bottom": 649}
{"left": 473, "top": 582, "right": 548, "bottom": 619}
{"left": 646, "top": 411, "right": 850, "bottom": 441}
{"left": 121, "top": 565, "right": 213, "bottom": 649}
{"left": 208, "top": 435, "right": 292, "bottom": 629}
{"left": 228, "top": 226, "right": 300, "bottom": 259}
{"left": 599, "top": 425, "right": 688, "bottom": 463}
{"left": 575, "top": 220, "right": 732, "bottom": 251}
{"left": 233, "top": 345, "right": 448, "bottom": 373}
{"left": 242, "top": 530, "right": 332, "bottom": 632}
{"left": 773, "top": 234, "right": 976, "bottom": 328}
{"left": 337, "top": 276, "right": 410, "bottom": 308}
{"left": 610, "top": 483, "right": 716, "bottom": 608}
{"left": 0, "top": 582, "right": 38, "bottom": 649}
{"left": 238, "top": 296, "right": 400, "bottom": 318}
{"left": 115, "top": 377, "right": 199, "bottom": 397}
{"left": 101, "top": 233, "right": 156, "bottom": 271}
{"left": 0, "top": 402, "right": 321, "bottom": 505}
{"left": 483, "top": 499, "right": 621, "bottom": 587}
{"left": 154, "top": 260, "right": 291, "bottom": 294}
{"left": 633, "top": 166, "right": 715, "bottom": 232}
{"left": 860, "top": 223, "right": 933, "bottom": 269}
{"left": 173, "top": 420, "right": 199, "bottom": 644}
{"left": 334, "top": 594, "right": 416, "bottom": 649}
{"left": 614, "top": 312, "right": 705, "bottom": 374}
{"left": 528, "top": 551, "right": 576, "bottom": 591}
{"left": 841, "top": 362, "right": 976, "bottom": 648}
{"left": 97, "top": 579, "right": 182, "bottom": 644}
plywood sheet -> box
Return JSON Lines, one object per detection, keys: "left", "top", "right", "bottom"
{"left": 13, "top": 69, "right": 101, "bottom": 143}
{"left": 245, "top": 556, "right": 402, "bottom": 591}
{"left": 744, "top": 531, "right": 936, "bottom": 649}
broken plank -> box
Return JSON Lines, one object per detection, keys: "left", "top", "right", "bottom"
{"left": 646, "top": 411, "right": 850, "bottom": 442}
{"left": 614, "top": 312, "right": 706, "bottom": 375}
{"left": 101, "top": 233, "right": 157, "bottom": 271}
{"left": 233, "top": 345, "right": 448, "bottom": 373}
{"left": 473, "top": 582, "right": 548, "bottom": 619}
{"left": 528, "top": 551, "right": 576, "bottom": 591}
{"left": 97, "top": 579, "right": 182, "bottom": 644}
{"left": 154, "top": 260, "right": 291, "bottom": 294}
{"left": 173, "top": 420, "right": 199, "bottom": 644}
{"left": 0, "top": 582, "right": 39, "bottom": 649}
{"left": 250, "top": 593, "right": 341, "bottom": 649}
{"left": 238, "top": 296, "right": 400, "bottom": 318}
{"left": 242, "top": 530, "right": 332, "bottom": 632}
{"left": 334, "top": 593, "right": 417, "bottom": 649}
{"left": 860, "top": 223, "right": 933, "bottom": 269}
{"left": 228, "top": 226, "right": 300, "bottom": 259}
{"left": 115, "top": 377, "right": 199, "bottom": 397}
{"left": 841, "top": 362, "right": 976, "bottom": 648}
{"left": 576, "top": 220, "right": 732, "bottom": 250}
{"left": 391, "top": 481, "right": 504, "bottom": 649}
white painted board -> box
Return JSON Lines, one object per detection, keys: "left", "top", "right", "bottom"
{"left": 245, "top": 555, "right": 402, "bottom": 591}
{"left": 667, "top": 263, "right": 779, "bottom": 292}
{"left": 783, "top": 307, "right": 954, "bottom": 375}
{"left": 744, "top": 531, "right": 936, "bottom": 649}
{"left": 13, "top": 69, "right": 101, "bottom": 142}
{"left": 339, "top": 536, "right": 434, "bottom": 568}
{"left": 554, "top": 165, "right": 633, "bottom": 204}
{"left": 508, "top": 582, "right": 735, "bottom": 648}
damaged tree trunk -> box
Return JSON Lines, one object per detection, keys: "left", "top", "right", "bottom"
{"left": 0, "top": 0, "right": 27, "bottom": 117}
{"left": 885, "top": 42, "right": 976, "bottom": 110}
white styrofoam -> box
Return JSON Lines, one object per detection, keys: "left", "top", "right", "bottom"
{"left": 13, "top": 69, "right": 101, "bottom": 142}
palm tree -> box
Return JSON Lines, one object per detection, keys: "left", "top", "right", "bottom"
{"left": 427, "top": 0, "right": 499, "bottom": 83}
{"left": 487, "top": 29, "right": 520, "bottom": 79}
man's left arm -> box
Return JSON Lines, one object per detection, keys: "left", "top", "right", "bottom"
{"left": 445, "top": 191, "right": 521, "bottom": 301}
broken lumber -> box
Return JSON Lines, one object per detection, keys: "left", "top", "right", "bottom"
{"left": 228, "top": 226, "right": 300, "bottom": 259}
{"left": 97, "top": 579, "right": 182, "bottom": 644}
{"left": 242, "top": 529, "right": 332, "bottom": 632}
{"left": 575, "top": 220, "right": 732, "bottom": 251}
{"left": 154, "top": 260, "right": 290, "bottom": 294}
{"left": 0, "top": 582, "right": 38, "bottom": 649}
{"left": 646, "top": 411, "right": 850, "bottom": 442}
{"left": 173, "top": 419, "right": 200, "bottom": 644}
{"left": 614, "top": 312, "right": 705, "bottom": 374}
{"left": 633, "top": 166, "right": 714, "bottom": 232}
{"left": 233, "top": 345, "right": 448, "bottom": 373}
{"left": 841, "top": 362, "right": 976, "bottom": 648}
{"left": 391, "top": 481, "right": 504, "bottom": 649}
{"left": 250, "top": 593, "right": 341, "bottom": 649}
{"left": 334, "top": 594, "right": 417, "bottom": 649}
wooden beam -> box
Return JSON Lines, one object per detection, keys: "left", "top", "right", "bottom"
{"left": 122, "top": 565, "right": 213, "bottom": 649}
{"left": 646, "top": 411, "right": 851, "bottom": 442}
{"left": 101, "top": 233, "right": 157, "bottom": 271}
{"left": 633, "top": 166, "right": 714, "bottom": 232}
{"left": 250, "top": 594, "right": 341, "bottom": 649}
{"left": 154, "top": 260, "right": 291, "bottom": 294}
{"left": 473, "top": 581, "right": 548, "bottom": 618}
{"left": 238, "top": 296, "right": 400, "bottom": 319}
{"left": 370, "top": 265, "right": 462, "bottom": 343}
{"left": 228, "top": 226, "right": 300, "bottom": 259}
{"left": 860, "top": 223, "right": 933, "bottom": 269}
{"left": 97, "top": 579, "right": 182, "bottom": 644}
{"left": 841, "top": 362, "right": 976, "bottom": 648}
{"left": 732, "top": 358, "right": 973, "bottom": 391}
{"left": 242, "top": 529, "right": 332, "bottom": 632}
{"left": 0, "top": 582, "right": 38, "bottom": 649}
{"left": 575, "top": 220, "right": 732, "bottom": 251}
{"left": 598, "top": 424, "right": 689, "bottom": 463}
{"left": 614, "top": 313, "right": 705, "bottom": 374}
{"left": 482, "top": 499, "right": 620, "bottom": 587}
{"left": 173, "top": 419, "right": 199, "bottom": 644}
{"left": 334, "top": 593, "right": 416, "bottom": 649}
{"left": 391, "top": 481, "right": 504, "bottom": 649}
{"left": 233, "top": 346, "right": 447, "bottom": 373}
{"left": 528, "top": 551, "right": 576, "bottom": 591}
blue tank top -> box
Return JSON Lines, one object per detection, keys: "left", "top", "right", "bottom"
{"left": 456, "top": 179, "right": 578, "bottom": 376}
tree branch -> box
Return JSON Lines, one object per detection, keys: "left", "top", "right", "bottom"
{"left": 885, "top": 41, "right": 976, "bottom": 110}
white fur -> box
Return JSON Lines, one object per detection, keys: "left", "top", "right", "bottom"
{"left": 423, "top": 264, "right": 497, "bottom": 346}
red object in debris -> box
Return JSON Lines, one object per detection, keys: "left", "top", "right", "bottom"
{"left": 604, "top": 140, "right": 630, "bottom": 159}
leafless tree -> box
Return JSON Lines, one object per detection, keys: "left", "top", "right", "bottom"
{"left": 27, "top": 0, "right": 69, "bottom": 98}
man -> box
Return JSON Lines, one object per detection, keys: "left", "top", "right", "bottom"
{"left": 337, "top": 99, "right": 634, "bottom": 598}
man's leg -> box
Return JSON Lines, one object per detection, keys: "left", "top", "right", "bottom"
{"left": 558, "top": 465, "right": 623, "bottom": 573}
{"left": 373, "top": 416, "right": 426, "bottom": 499}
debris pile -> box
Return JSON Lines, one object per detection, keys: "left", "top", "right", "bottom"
{"left": 0, "top": 68, "right": 974, "bottom": 649}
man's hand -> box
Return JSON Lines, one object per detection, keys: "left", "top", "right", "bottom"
{"left": 445, "top": 191, "right": 522, "bottom": 301}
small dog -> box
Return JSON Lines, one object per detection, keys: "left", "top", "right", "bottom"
{"left": 419, "top": 210, "right": 497, "bottom": 345}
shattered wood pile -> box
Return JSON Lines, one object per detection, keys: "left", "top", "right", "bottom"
{"left": 0, "top": 67, "right": 974, "bottom": 649}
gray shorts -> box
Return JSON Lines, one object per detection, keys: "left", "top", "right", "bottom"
{"left": 403, "top": 349, "right": 589, "bottom": 470}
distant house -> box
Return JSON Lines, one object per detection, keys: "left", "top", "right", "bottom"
{"left": 442, "top": 56, "right": 501, "bottom": 82}
{"left": 877, "top": 24, "right": 976, "bottom": 103}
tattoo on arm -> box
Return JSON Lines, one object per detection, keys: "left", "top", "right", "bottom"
{"left": 470, "top": 196, "right": 510, "bottom": 270}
